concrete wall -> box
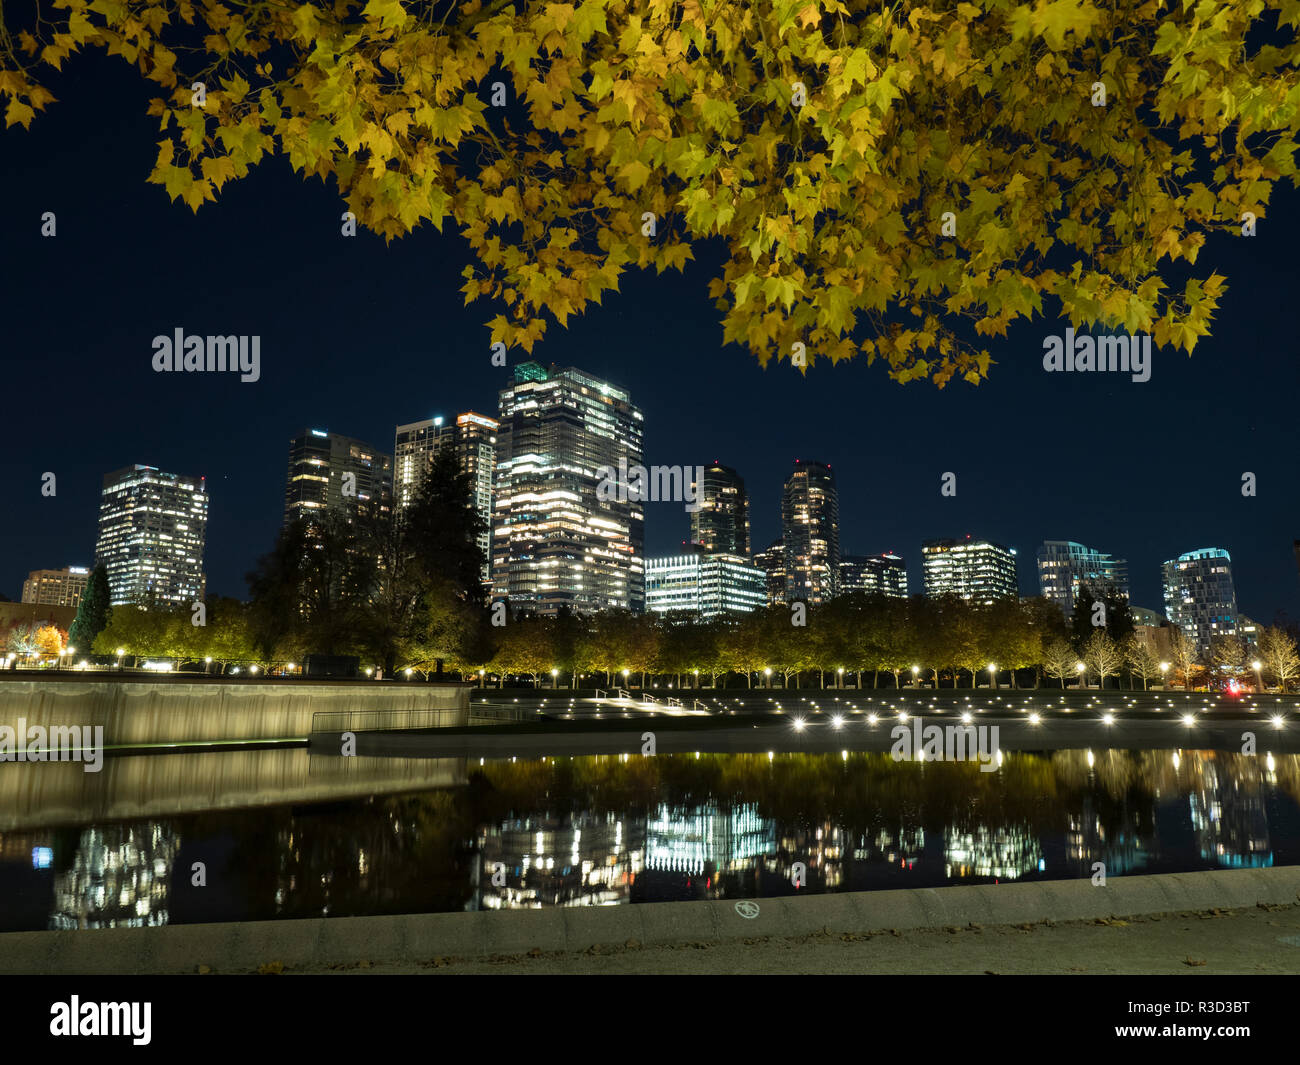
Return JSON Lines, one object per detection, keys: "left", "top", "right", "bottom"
{"left": 0, "top": 676, "right": 469, "bottom": 746}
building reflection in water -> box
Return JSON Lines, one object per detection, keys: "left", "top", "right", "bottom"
{"left": 0, "top": 747, "right": 1297, "bottom": 929}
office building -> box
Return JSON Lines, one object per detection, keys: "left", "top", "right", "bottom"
{"left": 1036, "top": 540, "right": 1129, "bottom": 618}
{"left": 754, "top": 538, "right": 786, "bottom": 606}
{"left": 21, "top": 567, "right": 90, "bottom": 608}
{"left": 1130, "top": 606, "right": 1173, "bottom": 662}
{"left": 1161, "top": 547, "right": 1239, "bottom": 654}
{"left": 492, "top": 362, "right": 644, "bottom": 615}
{"left": 781, "top": 460, "right": 840, "bottom": 605}
{"left": 838, "top": 554, "right": 907, "bottom": 598}
{"left": 283, "top": 429, "right": 392, "bottom": 528}
{"left": 646, "top": 549, "right": 768, "bottom": 617}
{"left": 395, "top": 412, "right": 498, "bottom": 581}
{"left": 94, "top": 465, "right": 207, "bottom": 607}
{"left": 689, "top": 463, "right": 750, "bottom": 557}
{"left": 921, "top": 536, "right": 1018, "bottom": 603}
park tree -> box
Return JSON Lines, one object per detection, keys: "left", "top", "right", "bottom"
{"left": 68, "top": 563, "right": 112, "bottom": 654}
{"left": 721, "top": 609, "right": 767, "bottom": 688}
{"left": 203, "top": 597, "right": 256, "bottom": 670}
{"left": 1123, "top": 633, "right": 1160, "bottom": 690}
{"left": 490, "top": 615, "right": 554, "bottom": 684}
{"left": 6, "top": 2, "right": 1296, "bottom": 383}
{"left": 1258, "top": 625, "right": 1300, "bottom": 691}
{"left": 876, "top": 596, "right": 922, "bottom": 689}
{"left": 1208, "top": 634, "right": 1247, "bottom": 687}
{"left": 1166, "top": 625, "right": 1199, "bottom": 690}
{"left": 1082, "top": 629, "right": 1122, "bottom": 690}
{"left": 35, "top": 624, "right": 65, "bottom": 657}
{"left": 246, "top": 511, "right": 376, "bottom": 659}
{"left": 1041, "top": 637, "right": 1076, "bottom": 689}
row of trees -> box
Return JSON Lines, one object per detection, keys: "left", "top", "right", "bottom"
{"left": 4, "top": 622, "right": 67, "bottom": 657}
{"left": 83, "top": 578, "right": 1300, "bottom": 693}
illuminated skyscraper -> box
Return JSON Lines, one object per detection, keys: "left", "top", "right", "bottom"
{"left": 690, "top": 463, "right": 750, "bottom": 557}
{"left": 754, "top": 538, "right": 786, "bottom": 606}
{"left": 921, "top": 537, "right": 1018, "bottom": 603}
{"left": 1162, "top": 547, "right": 1239, "bottom": 654}
{"left": 94, "top": 465, "right": 207, "bottom": 606}
{"left": 395, "top": 412, "right": 498, "bottom": 582}
{"left": 282, "top": 429, "right": 392, "bottom": 527}
{"left": 1036, "top": 540, "right": 1129, "bottom": 618}
{"left": 492, "top": 362, "right": 644, "bottom": 614}
{"left": 781, "top": 460, "right": 840, "bottom": 605}
{"left": 645, "top": 549, "right": 767, "bottom": 617}
{"left": 838, "top": 554, "right": 907, "bottom": 598}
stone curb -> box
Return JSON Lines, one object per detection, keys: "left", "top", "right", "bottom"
{"left": 3, "top": 866, "right": 1298, "bottom": 974}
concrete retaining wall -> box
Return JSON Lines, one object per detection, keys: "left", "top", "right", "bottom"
{"left": 0, "top": 676, "right": 469, "bottom": 746}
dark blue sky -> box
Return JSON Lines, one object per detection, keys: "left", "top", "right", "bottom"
{"left": 3, "top": 52, "right": 1298, "bottom": 623}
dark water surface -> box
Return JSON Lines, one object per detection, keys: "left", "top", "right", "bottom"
{"left": 1, "top": 746, "right": 1297, "bottom": 931}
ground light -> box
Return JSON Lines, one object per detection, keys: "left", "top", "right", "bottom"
{"left": 1102, "top": 713, "right": 1114, "bottom": 725}
{"left": 1182, "top": 714, "right": 1195, "bottom": 726}
{"left": 1029, "top": 713, "right": 1040, "bottom": 725}
{"left": 792, "top": 718, "right": 805, "bottom": 731}
{"left": 1272, "top": 715, "right": 1285, "bottom": 729}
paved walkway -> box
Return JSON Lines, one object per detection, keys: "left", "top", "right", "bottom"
{"left": 5, "top": 867, "right": 1298, "bottom": 975}
{"left": 303, "top": 901, "right": 1300, "bottom": 975}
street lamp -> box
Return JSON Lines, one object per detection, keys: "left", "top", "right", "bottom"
{"left": 1076, "top": 661, "right": 1086, "bottom": 689}
{"left": 551, "top": 667, "right": 559, "bottom": 690}
{"left": 911, "top": 665, "right": 919, "bottom": 690}
{"left": 1159, "top": 662, "right": 1169, "bottom": 688}
{"left": 763, "top": 666, "right": 772, "bottom": 689}
{"left": 837, "top": 666, "right": 844, "bottom": 690}
{"left": 988, "top": 663, "right": 997, "bottom": 690}
{"left": 1253, "top": 659, "right": 1263, "bottom": 692}
{"left": 693, "top": 668, "right": 699, "bottom": 690}
{"left": 205, "top": 656, "right": 213, "bottom": 675}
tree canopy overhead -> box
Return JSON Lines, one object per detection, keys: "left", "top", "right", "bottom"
{"left": 4, "top": 0, "right": 1297, "bottom": 384}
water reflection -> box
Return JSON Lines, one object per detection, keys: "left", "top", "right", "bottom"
{"left": 0, "top": 748, "right": 1296, "bottom": 931}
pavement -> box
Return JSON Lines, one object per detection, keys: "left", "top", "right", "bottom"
{"left": 303, "top": 900, "right": 1300, "bottom": 975}
{"left": 5, "top": 866, "right": 1299, "bottom": 976}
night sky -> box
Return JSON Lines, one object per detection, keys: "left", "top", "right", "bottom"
{"left": 3, "top": 51, "right": 1298, "bottom": 623}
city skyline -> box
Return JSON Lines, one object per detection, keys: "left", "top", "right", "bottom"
{"left": 3, "top": 65, "right": 1299, "bottom": 624}
{"left": 6, "top": 417, "right": 1287, "bottom": 627}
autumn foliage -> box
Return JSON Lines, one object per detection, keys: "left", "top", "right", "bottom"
{"left": 3, "top": 0, "right": 1297, "bottom": 384}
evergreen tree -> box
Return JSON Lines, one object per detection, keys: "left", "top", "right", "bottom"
{"left": 70, "top": 563, "right": 112, "bottom": 653}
